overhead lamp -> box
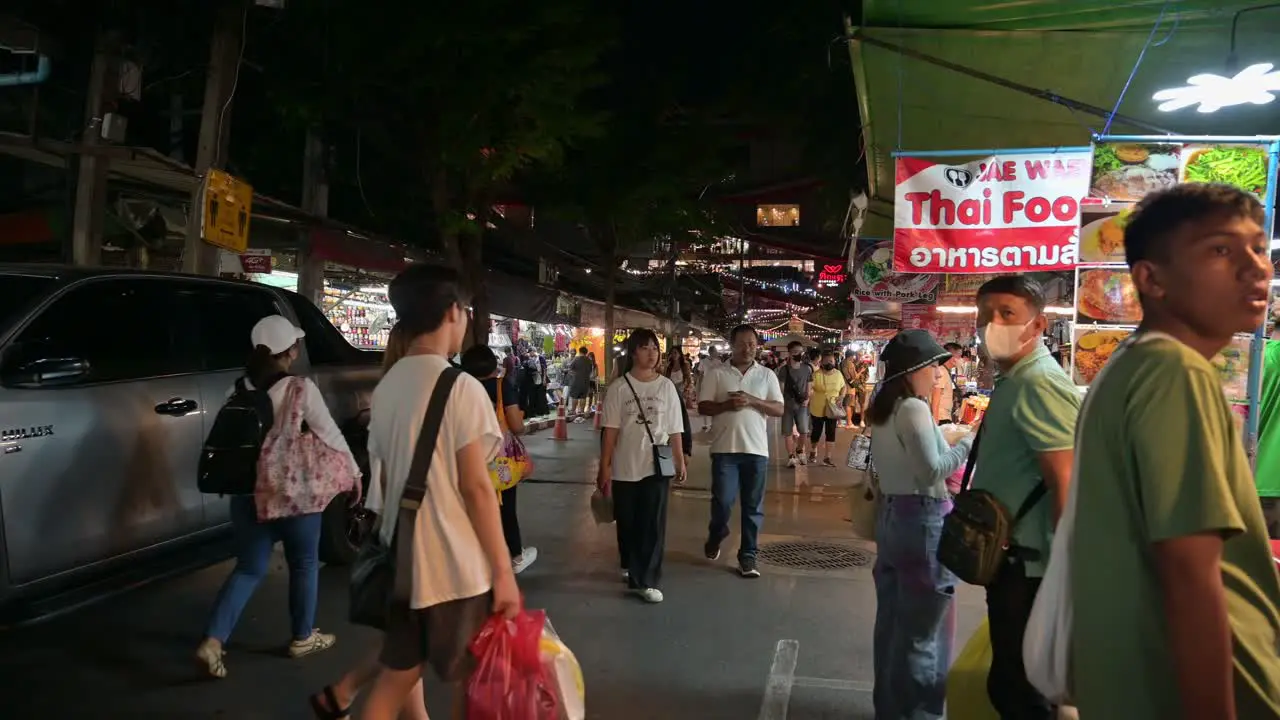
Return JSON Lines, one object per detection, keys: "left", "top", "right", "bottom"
{"left": 1153, "top": 63, "right": 1280, "bottom": 113}
{"left": 1155, "top": 4, "right": 1280, "bottom": 113}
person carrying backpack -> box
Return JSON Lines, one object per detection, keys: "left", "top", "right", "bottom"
{"left": 195, "top": 315, "right": 361, "bottom": 679}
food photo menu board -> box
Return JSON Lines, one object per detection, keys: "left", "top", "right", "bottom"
{"left": 1071, "top": 141, "right": 1272, "bottom": 415}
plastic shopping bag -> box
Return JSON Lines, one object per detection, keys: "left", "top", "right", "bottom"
{"left": 1023, "top": 474, "right": 1079, "bottom": 705}
{"left": 946, "top": 619, "right": 999, "bottom": 720}
{"left": 590, "top": 488, "right": 614, "bottom": 525}
{"left": 467, "top": 610, "right": 559, "bottom": 720}
{"left": 538, "top": 620, "right": 585, "bottom": 720}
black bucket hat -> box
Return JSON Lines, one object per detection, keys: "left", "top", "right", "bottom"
{"left": 879, "top": 329, "right": 952, "bottom": 384}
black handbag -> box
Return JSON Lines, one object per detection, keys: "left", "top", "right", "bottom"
{"left": 622, "top": 374, "right": 676, "bottom": 478}
{"left": 349, "top": 367, "right": 460, "bottom": 629}
{"left": 937, "top": 427, "right": 1047, "bottom": 586}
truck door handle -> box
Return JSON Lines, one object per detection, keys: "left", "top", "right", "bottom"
{"left": 154, "top": 397, "right": 199, "bottom": 416}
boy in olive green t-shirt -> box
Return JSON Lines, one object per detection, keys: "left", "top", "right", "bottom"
{"left": 1071, "top": 184, "right": 1280, "bottom": 719}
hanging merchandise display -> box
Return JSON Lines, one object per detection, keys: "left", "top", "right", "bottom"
{"left": 1074, "top": 135, "right": 1280, "bottom": 461}
{"left": 892, "top": 148, "right": 1093, "bottom": 274}
{"left": 322, "top": 285, "right": 395, "bottom": 349}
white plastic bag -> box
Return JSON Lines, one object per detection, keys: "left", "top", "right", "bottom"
{"left": 539, "top": 620, "right": 585, "bottom": 720}
{"left": 1022, "top": 479, "right": 1076, "bottom": 704}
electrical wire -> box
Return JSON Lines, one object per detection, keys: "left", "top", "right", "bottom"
{"left": 1101, "top": 0, "right": 1171, "bottom": 137}
{"left": 213, "top": 3, "right": 249, "bottom": 165}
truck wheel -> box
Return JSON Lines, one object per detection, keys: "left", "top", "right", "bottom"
{"left": 319, "top": 492, "right": 374, "bottom": 566}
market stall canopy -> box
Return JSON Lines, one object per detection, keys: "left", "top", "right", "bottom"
{"left": 765, "top": 333, "right": 818, "bottom": 349}
{"left": 847, "top": 2, "right": 1280, "bottom": 239}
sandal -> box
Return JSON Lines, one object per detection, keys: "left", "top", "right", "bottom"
{"left": 309, "top": 686, "right": 352, "bottom": 719}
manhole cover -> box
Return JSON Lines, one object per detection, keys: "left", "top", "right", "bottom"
{"left": 757, "top": 540, "right": 873, "bottom": 571}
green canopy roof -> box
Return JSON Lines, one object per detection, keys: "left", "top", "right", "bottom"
{"left": 848, "top": 2, "right": 1280, "bottom": 238}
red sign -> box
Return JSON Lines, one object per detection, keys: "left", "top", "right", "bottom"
{"left": 900, "top": 305, "right": 976, "bottom": 344}
{"left": 893, "top": 151, "right": 1092, "bottom": 274}
{"left": 239, "top": 249, "right": 273, "bottom": 274}
{"left": 816, "top": 263, "right": 847, "bottom": 287}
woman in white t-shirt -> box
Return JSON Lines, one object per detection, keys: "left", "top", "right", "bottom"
{"left": 597, "top": 329, "right": 687, "bottom": 603}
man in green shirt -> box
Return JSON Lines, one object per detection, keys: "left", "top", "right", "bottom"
{"left": 972, "top": 274, "right": 1081, "bottom": 719}
{"left": 1072, "top": 183, "right": 1280, "bottom": 719}
{"left": 1256, "top": 313, "right": 1280, "bottom": 537}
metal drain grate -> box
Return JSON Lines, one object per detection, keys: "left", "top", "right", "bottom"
{"left": 757, "top": 540, "right": 873, "bottom": 571}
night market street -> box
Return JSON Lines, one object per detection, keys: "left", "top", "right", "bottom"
{"left": 0, "top": 419, "right": 984, "bottom": 719}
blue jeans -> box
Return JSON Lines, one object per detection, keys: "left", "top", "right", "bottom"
{"left": 205, "top": 495, "right": 323, "bottom": 643}
{"left": 872, "top": 495, "right": 957, "bottom": 720}
{"left": 708, "top": 453, "right": 769, "bottom": 561}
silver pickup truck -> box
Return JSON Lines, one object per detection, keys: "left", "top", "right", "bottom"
{"left": 0, "top": 265, "right": 383, "bottom": 614}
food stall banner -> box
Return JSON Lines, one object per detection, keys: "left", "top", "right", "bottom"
{"left": 892, "top": 148, "right": 1092, "bottom": 274}
{"left": 851, "top": 238, "right": 940, "bottom": 303}
{"left": 1082, "top": 134, "right": 1280, "bottom": 466}
{"left": 900, "top": 305, "right": 976, "bottom": 345}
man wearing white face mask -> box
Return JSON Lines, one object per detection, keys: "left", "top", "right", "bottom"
{"left": 970, "top": 274, "right": 1080, "bottom": 720}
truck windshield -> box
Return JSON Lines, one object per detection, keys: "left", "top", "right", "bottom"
{"left": 0, "top": 275, "right": 53, "bottom": 334}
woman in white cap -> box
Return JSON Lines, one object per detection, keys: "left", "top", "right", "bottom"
{"left": 867, "top": 329, "right": 977, "bottom": 720}
{"left": 195, "top": 315, "right": 360, "bottom": 679}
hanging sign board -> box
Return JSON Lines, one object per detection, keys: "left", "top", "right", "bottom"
{"left": 200, "top": 169, "right": 253, "bottom": 254}
{"left": 892, "top": 150, "right": 1092, "bottom": 274}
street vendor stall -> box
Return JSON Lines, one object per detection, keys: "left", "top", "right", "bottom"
{"left": 1076, "top": 134, "right": 1279, "bottom": 461}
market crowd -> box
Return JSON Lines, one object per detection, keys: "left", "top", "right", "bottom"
{"left": 191, "top": 181, "right": 1280, "bottom": 720}
{"left": 866, "top": 182, "right": 1280, "bottom": 720}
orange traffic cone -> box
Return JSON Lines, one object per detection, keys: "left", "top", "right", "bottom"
{"left": 552, "top": 400, "right": 569, "bottom": 441}
{"left": 593, "top": 401, "right": 602, "bottom": 430}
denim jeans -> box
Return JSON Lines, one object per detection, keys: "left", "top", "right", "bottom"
{"left": 205, "top": 495, "right": 323, "bottom": 643}
{"left": 872, "top": 495, "right": 957, "bottom": 720}
{"left": 708, "top": 453, "right": 769, "bottom": 561}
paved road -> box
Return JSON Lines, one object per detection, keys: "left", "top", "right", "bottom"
{"left": 0, "top": 420, "right": 984, "bottom": 719}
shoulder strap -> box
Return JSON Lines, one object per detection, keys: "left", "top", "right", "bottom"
{"left": 957, "top": 422, "right": 1047, "bottom": 523}
{"left": 391, "top": 367, "right": 461, "bottom": 603}
{"left": 495, "top": 380, "right": 508, "bottom": 431}
{"left": 622, "top": 374, "right": 659, "bottom": 446}
{"left": 958, "top": 423, "right": 983, "bottom": 494}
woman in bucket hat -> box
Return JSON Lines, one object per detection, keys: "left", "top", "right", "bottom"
{"left": 867, "top": 329, "right": 977, "bottom": 720}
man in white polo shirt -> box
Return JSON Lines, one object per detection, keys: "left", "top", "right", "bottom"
{"left": 698, "top": 324, "right": 785, "bottom": 577}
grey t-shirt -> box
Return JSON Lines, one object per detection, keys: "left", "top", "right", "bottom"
{"left": 776, "top": 362, "right": 812, "bottom": 404}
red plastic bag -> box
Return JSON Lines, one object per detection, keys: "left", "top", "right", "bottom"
{"left": 466, "top": 609, "right": 560, "bottom": 720}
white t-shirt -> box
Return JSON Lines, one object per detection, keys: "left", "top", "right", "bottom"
{"left": 697, "top": 361, "right": 784, "bottom": 457}
{"left": 602, "top": 373, "right": 685, "bottom": 482}
{"left": 365, "top": 355, "right": 503, "bottom": 609}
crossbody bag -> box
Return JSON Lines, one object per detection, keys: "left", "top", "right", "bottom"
{"left": 622, "top": 374, "right": 676, "bottom": 479}
{"left": 937, "top": 425, "right": 1048, "bottom": 586}
{"left": 349, "top": 367, "right": 460, "bottom": 629}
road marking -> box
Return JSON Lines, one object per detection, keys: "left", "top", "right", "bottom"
{"left": 758, "top": 639, "right": 800, "bottom": 720}
{"left": 792, "top": 676, "right": 874, "bottom": 692}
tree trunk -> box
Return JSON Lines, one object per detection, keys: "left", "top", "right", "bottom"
{"left": 463, "top": 237, "right": 490, "bottom": 348}
{"left": 429, "top": 163, "right": 490, "bottom": 348}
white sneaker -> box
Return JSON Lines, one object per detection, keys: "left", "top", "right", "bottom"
{"left": 786, "top": 456, "right": 797, "bottom": 468}
{"left": 513, "top": 547, "right": 539, "bottom": 574}
{"left": 636, "top": 587, "right": 664, "bottom": 603}
{"left": 288, "top": 629, "right": 336, "bottom": 658}
{"left": 797, "top": 454, "right": 807, "bottom": 466}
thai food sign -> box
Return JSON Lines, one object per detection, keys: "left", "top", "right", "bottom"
{"left": 892, "top": 150, "right": 1092, "bottom": 274}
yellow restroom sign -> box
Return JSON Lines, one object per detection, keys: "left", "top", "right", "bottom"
{"left": 200, "top": 169, "right": 253, "bottom": 253}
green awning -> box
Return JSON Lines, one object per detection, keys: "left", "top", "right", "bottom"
{"left": 848, "top": 3, "right": 1280, "bottom": 238}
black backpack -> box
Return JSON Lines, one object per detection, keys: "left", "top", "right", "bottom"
{"left": 198, "top": 373, "right": 288, "bottom": 496}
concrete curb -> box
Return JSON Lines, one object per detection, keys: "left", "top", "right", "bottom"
{"left": 524, "top": 410, "right": 596, "bottom": 433}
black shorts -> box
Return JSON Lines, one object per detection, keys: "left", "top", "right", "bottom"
{"left": 379, "top": 591, "right": 493, "bottom": 681}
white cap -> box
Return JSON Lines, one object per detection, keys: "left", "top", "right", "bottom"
{"left": 251, "top": 315, "right": 306, "bottom": 355}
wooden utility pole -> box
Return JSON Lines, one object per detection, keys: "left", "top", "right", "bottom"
{"left": 69, "top": 31, "right": 119, "bottom": 266}
{"left": 183, "top": 0, "right": 245, "bottom": 276}
{"left": 296, "top": 128, "right": 329, "bottom": 304}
